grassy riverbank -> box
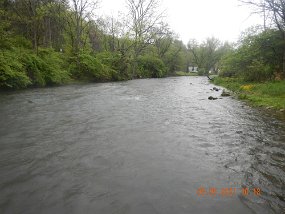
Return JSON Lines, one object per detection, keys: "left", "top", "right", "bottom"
{"left": 212, "top": 77, "right": 285, "bottom": 110}
{"left": 175, "top": 71, "right": 198, "bottom": 76}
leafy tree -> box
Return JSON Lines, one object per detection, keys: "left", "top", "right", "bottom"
{"left": 126, "top": 0, "right": 165, "bottom": 77}
{"left": 187, "top": 37, "right": 225, "bottom": 75}
{"left": 137, "top": 55, "right": 166, "bottom": 78}
{"left": 220, "top": 28, "right": 284, "bottom": 81}
{"left": 241, "top": 0, "right": 285, "bottom": 76}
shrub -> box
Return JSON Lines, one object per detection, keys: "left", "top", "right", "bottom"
{"left": 22, "top": 48, "right": 69, "bottom": 86}
{"left": 137, "top": 55, "right": 167, "bottom": 78}
{"left": 243, "top": 60, "right": 273, "bottom": 82}
{"left": 0, "top": 51, "right": 31, "bottom": 89}
{"left": 37, "top": 48, "right": 70, "bottom": 85}
{"left": 96, "top": 51, "right": 131, "bottom": 80}
{"left": 69, "top": 53, "right": 113, "bottom": 82}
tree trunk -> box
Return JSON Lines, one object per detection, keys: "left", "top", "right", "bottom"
{"left": 282, "top": 31, "right": 285, "bottom": 78}
{"left": 282, "top": 47, "right": 285, "bottom": 78}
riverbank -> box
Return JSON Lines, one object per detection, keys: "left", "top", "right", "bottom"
{"left": 212, "top": 77, "right": 285, "bottom": 112}
{"left": 175, "top": 71, "right": 198, "bottom": 76}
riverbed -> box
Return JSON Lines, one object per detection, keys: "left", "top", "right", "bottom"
{"left": 0, "top": 76, "right": 284, "bottom": 213}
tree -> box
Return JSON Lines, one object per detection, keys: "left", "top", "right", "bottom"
{"left": 96, "top": 15, "right": 127, "bottom": 52}
{"left": 153, "top": 22, "right": 174, "bottom": 58}
{"left": 126, "top": 0, "right": 165, "bottom": 77}
{"left": 241, "top": 0, "right": 285, "bottom": 76}
{"left": 187, "top": 37, "right": 224, "bottom": 75}
{"left": 220, "top": 28, "right": 282, "bottom": 81}
{"left": 5, "top": 0, "right": 68, "bottom": 52}
{"left": 65, "top": 0, "right": 99, "bottom": 54}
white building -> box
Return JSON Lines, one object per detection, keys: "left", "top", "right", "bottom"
{"left": 188, "top": 66, "right": 198, "bottom": 73}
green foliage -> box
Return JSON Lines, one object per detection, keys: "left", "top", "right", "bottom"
{"left": 96, "top": 51, "right": 131, "bottom": 80}
{"left": 0, "top": 46, "right": 69, "bottom": 89}
{"left": 162, "top": 39, "right": 187, "bottom": 74}
{"left": 0, "top": 7, "right": 13, "bottom": 50}
{"left": 21, "top": 48, "right": 69, "bottom": 86}
{"left": 220, "top": 29, "right": 283, "bottom": 82}
{"left": 187, "top": 38, "right": 229, "bottom": 75}
{"left": 0, "top": 0, "right": 189, "bottom": 89}
{"left": 137, "top": 55, "right": 167, "bottom": 78}
{"left": 69, "top": 53, "right": 114, "bottom": 82}
{"left": 175, "top": 71, "right": 198, "bottom": 76}
{"left": 0, "top": 51, "right": 31, "bottom": 89}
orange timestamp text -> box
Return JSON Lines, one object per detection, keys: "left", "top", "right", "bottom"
{"left": 196, "top": 186, "right": 261, "bottom": 197}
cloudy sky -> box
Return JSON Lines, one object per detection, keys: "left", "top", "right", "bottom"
{"left": 98, "top": 0, "right": 263, "bottom": 44}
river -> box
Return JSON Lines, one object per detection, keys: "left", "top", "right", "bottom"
{"left": 0, "top": 76, "right": 284, "bottom": 214}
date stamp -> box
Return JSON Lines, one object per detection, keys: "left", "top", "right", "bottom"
{"left": 196, "top": 186, "right": 261, "bottom": 197}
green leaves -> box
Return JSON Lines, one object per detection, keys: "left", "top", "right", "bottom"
{"left": 0, "top": 51, "right": 31, "bottom": 89}
{"left": 220, "top": 29, "right": 283, "bottom": 82}
{"left": 137, "top": 55, "right": 167, "bottom": 78}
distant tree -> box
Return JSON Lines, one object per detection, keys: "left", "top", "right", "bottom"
{"left": 65, "top": 0, "right": 99, "bottom": 54}
{"left": 187, "top": 37, "right": 224, "bottom": 75}
{"left": 126, "top": 0, "right": 165, "bottom": 77}
{"left": 153, "top": 22, "right": 174, "bottom": 58}
{"left": 164, "top": 39, "right": 185, "bottom": 73}
{"left": 96, "top": 15, "right": 127, "bottom": 52}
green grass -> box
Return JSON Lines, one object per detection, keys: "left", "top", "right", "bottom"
{"left": 212, "top": 77, "right": 285, "bottom": 110}
{"left": 175, "top": 71, "right": 198, "bottom": 76}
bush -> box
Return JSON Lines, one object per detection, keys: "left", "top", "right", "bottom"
{"left": 219, "top": 29, "right": 283, "bottom": 82}
{"left": 96, "top": 51, "right": 131, "bottom": 80}
{"left": 22, "top": 48, "right": 69, "bottom": 86}
{"left": 69, "top": 53, "right": 114, "bottom": 82}
{"left": 137, "top": 55, "right": 167, "bottom": 78}
{"left": 243, "top": 60, "right": 273, "bottom": 82}
{"left": 0, "top": 51, "right": 31, "bottom": 89}
{"left": 37, "top": 48, "right": 70, "bottom": 85}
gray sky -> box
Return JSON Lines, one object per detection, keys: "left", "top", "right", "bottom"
{"left": 98, "top": 0, "right": 263, "bottom": 44}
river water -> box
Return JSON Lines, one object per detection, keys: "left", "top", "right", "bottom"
{"left": 0, "top": 76, "right": 284, "bottom": 214}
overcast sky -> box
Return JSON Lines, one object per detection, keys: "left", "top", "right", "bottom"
{"left": 97, "top": 0, "right": 263, "bottom": 44}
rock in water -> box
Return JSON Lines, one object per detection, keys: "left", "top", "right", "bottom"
{"left": 221, "top": 89, "right": 231, "bottom": 97}
{"left": 208, "top": 96, "right": 218, "bottom": 100}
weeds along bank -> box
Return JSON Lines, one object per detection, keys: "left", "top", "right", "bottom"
{"left": 213, "top": 77, "right": 285, "bottom": 111}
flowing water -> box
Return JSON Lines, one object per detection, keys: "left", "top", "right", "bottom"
{"left": 0, "top": 76, "right": 284, "bottom": 214}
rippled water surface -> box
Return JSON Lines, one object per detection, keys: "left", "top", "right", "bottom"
{"left": 0, "top": 77, "right": 284, "bottom": 214}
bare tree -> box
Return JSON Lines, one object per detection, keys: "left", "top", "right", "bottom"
{"left": 97, "top": 15, "right": 126, "bottom": 52}
{"left": 126, "top": 0, "right": 165, "bottom": 76}
{"left": 153, "top": 22, "right": 174, "bottom": 58}
{"left": 66, "top": 0, "right": 99, "bottom": 54}
{"left": 187, "top": 37, "right": 222, "bottom": 75}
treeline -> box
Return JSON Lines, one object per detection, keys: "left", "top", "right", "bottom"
{"left": 2, "top": 0, "right": 283, "bottom": 90}
{"left": 219, "top": 0, "right": 285, "bottom": 82}
{"left": 220, "top": 28, "right": 285, "bottom": 81}
{"left": 0, "top": 0, "right": 191, "bottom": 89}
